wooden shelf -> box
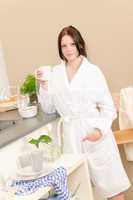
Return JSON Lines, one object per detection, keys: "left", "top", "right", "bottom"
{"left": 113, "top": 128, "right": 133, "bottom": 144}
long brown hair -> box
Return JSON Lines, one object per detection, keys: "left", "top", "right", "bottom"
{"left": 58, "top": 26, "right": 87, "bottom": 60}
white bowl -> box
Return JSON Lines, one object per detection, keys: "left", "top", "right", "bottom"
{"left": 19, "top": 105, "right": 37, "bottom": 118}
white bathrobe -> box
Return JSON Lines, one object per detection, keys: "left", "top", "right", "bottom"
{"left": 39, "top": 57, "right": 130, "bottom": 198}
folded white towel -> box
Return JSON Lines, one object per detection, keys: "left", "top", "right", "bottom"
{"left": 119, "top": 87, "right": 133, "bottom": 129}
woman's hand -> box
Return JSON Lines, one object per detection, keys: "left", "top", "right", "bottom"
{"left": 82, "top": 129, "right": 102, "bottom": 142}
{"left": 36, "top": 70, "right": 48, "bottom": 90}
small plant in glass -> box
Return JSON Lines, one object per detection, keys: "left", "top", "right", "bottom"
{"left": 18, "top": 74, "right": 38, "bottom": 118}
{"left": 20, "top": 74, "right": 38, "bottom": 104}
{"left": 28, "top": 134, "right": 61, "bottom": 162}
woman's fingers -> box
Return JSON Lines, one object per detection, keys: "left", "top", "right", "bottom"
{"left": 36, "top": 70, "right": 43, "bottom": 79}
{"left": 36, "top": 77, "right": 48, "bottom": 89}
{"left": 38, "top": 80, "right": 46, "bottom": 84}
{"left": 82, "top": 135, "right": 90, "bottom": 142}
{"left": 35, "top": 70, "right": 49, "bottom": 90}
{"left": 38, "top": 80, "right": 48, "bottom": 90}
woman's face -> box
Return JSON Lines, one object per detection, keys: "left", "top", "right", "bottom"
{"left": 61, "top": 35, "right": 79, "bottom": 62}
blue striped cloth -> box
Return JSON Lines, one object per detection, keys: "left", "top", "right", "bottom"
{"left": 8, "top": 167, "right": 70, "bottom": 200}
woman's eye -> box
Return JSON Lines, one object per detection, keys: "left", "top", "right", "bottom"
{"left": 61, "top": 44, "right": 66, "bottom": 48}
{"left": 71, "top": 43, "right": 76, "bottom": 46}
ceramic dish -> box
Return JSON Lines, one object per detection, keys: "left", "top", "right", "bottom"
{"left": 0, "top": 95, "right": 17, "bottom": 112}
{"left": 16, "top": 163, "right": 54, "bottom": 180}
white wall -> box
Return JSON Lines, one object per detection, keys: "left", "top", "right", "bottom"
{"left": 0, "top": 41, "right": 10, "bottom": 99}
{"left": 0, "top": 0, "right": 133, "bottom": 92}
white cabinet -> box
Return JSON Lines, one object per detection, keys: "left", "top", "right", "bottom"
{"left": 66, "top": 154, "right": 94, "bottom": 200}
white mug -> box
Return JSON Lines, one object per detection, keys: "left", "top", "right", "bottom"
{"left": 36, "top": 66, "right": 52, "bottom": 81}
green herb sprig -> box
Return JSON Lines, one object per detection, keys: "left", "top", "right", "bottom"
{"left": 28, "top": 135, "right": 52, "bottom": 148}
{"left": 20, "top": 74, "right": 36, "bottom": 95}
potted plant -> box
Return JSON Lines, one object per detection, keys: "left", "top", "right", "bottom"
{"left": 20, "top": 74, "right": 37, "bottom": 104}
{"left": 16, "top": 134, "right": 53, "bottom": 173}
{"left": 28, "top": 133, "right": 61, "bottom": 162}
{"left": 17, "top": 74, "right": 38, "bottom": 118}
{"left": 28, "top": 134, "right": 56, "bottom": 162}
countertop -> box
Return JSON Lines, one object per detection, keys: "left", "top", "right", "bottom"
{"left": 0, "top": 108, "right": 58, "bottom": 149}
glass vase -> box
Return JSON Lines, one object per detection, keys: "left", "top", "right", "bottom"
{"left": 17, "top": 87, "right": 38, "bottom": 118}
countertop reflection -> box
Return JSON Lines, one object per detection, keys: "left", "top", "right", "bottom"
{"left": 0, "top": 108, "right": 58, "bottom": 149}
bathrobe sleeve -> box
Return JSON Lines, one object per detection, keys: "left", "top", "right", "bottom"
{"left": 91, "top": 66, "right": 117, "bottom": 135}
{"left": 38, "top": 86, "right": 56, "bottom": 114}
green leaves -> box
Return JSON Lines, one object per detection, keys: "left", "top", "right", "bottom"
{"left": 20, "top": 74, "right": 38, "bottom": 103}
{"left": 28, "top": 134, "right": 52, "bottom": 148}
{"left": 39, "top": 135, "right": 52, "bottom": 144}
{"left": 20, "top": 74, "right": 36, "bottom": 95}
{"left": 29, "top": 138, "right": 39, "bottom": 148}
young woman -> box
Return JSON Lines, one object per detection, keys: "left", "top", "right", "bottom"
{"left": 37, "top": 26, "right": 130, "bottom": 199}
